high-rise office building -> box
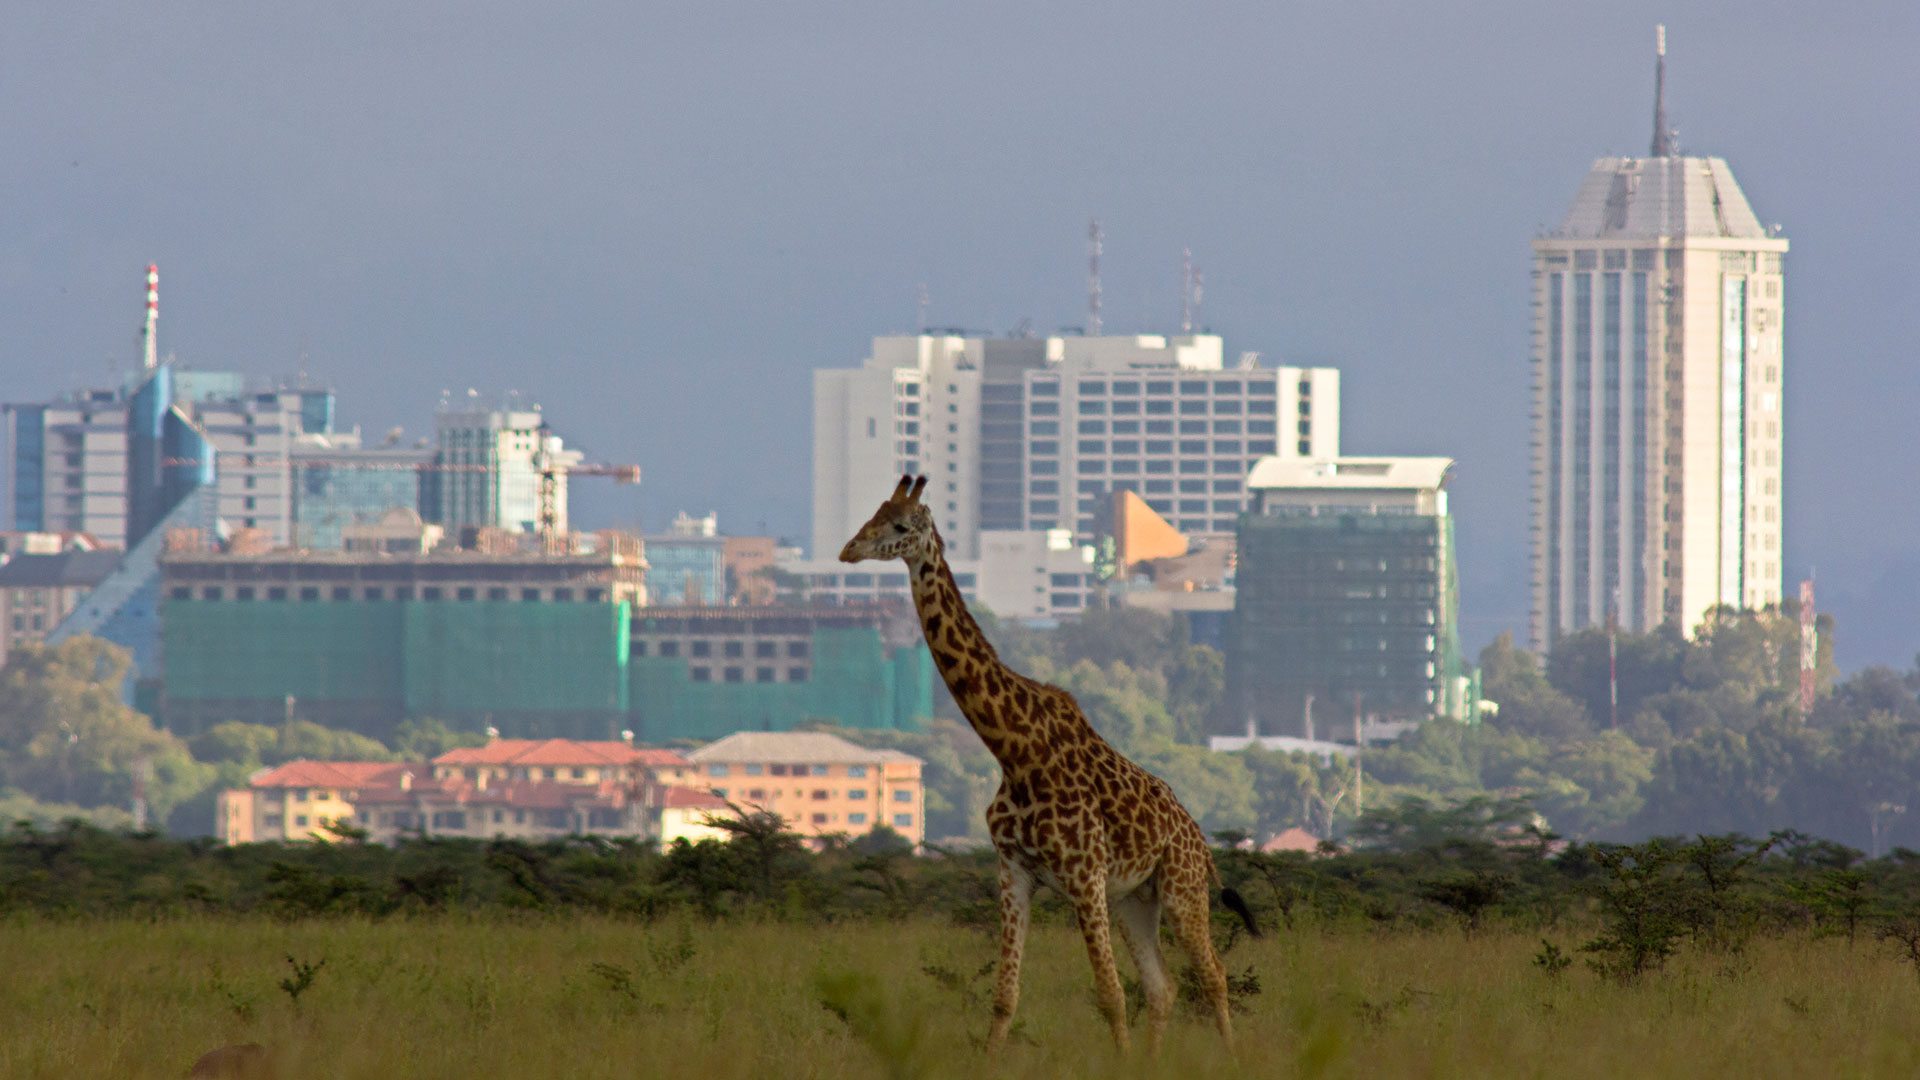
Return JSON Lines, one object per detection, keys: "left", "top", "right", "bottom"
{"left": 1231, "top": 456, "right": 1466, "bottom": 730}
{"left": 425, "top": 404, "right": 580, "bottom": 536}
{"left": 814, "top": 333, "right": 1338, "bottom": 561}
{"left": 1530, "top": 29, "right": 1786, "bottom": 649}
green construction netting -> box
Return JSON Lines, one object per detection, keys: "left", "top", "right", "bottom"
{"left": 630, "top": 628, "right": 933, "bottom": 742}
{"left": 402, "top": 601, "right": 629, "bottom": 717}
{"left": 162, "top": 599, "right": 404, "bottom": 708}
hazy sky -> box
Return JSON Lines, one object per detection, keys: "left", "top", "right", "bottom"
{"left": 3, "top": 3, "right": 1915, "bottom": 666}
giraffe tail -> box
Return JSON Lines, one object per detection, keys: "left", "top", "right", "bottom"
{"left": 1219, "top": 887, "right": 1261, "bottom": 938}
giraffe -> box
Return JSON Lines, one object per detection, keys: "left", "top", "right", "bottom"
{"left": 840, "top": 475, "right": 1260, "bottom": 1054}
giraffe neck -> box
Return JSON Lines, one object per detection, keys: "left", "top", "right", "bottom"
{"left": 904, "top": 539, "right": 1025, "bottom": 764}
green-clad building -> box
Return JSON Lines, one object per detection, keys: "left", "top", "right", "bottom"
{"left": 158, "top": 540, "right": 931, "bottom": 741}
{"left": 1229, "top": 456, "right": 1468, "bottom": 735}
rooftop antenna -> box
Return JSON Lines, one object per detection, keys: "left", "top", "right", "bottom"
{"left": 1650, "top": 24, "right": 1674, "bottom": 157}
{"left": 916, "top": 283, "right": 929, "bottom": 334}
{"left": 1087, "top": 218, "right": 1103, "bottom": 336}
{"left": 141, "top": 264, "right": 159, "bottom": 371}
{"left": 1181, "top": 247, "right": 1193, "bottom": 333}
{"left": 1191, "top": 264, "right": 1205, "bottom": 332}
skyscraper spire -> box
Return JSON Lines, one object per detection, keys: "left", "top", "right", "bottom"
{"left": 1650, "top": 24, "right": 1673, "bottom": 157}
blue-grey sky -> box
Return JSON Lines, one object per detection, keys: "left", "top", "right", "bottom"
{"left": 3, "top": 3, "right": 1915, "bottom": 667}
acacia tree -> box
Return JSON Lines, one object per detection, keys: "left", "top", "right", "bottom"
{"left": 0, "top": 637, "right": 211, "bottom": 823}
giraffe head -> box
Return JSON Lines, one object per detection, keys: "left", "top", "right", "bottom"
{"left": 839, "top": 475, "right": 937, "bottom": 563}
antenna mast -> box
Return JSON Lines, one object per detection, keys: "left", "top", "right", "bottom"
{"left": 142, "top": 264, "right": 159, "bottom": 371}
{"left": 1650, "top": 25, "right": 1673, "bottom": 157}
{"left": 1181, "top": 247, "right": 1193, "bottom": 333}
{"left": 916, "top": 283, "right": 929, "bottom": 334}
{"left": 1087, "top": 218, "right": 1103, "bottom": 336}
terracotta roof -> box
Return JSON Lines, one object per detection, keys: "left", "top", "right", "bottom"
{"left": 658, "top": 786, "right": 729, "bottom": 811}
{"left": 434, "top": 738, "right": 689, "bottom": 769}
{"left": 687, "top": 731, "right": 921, "bottom": 767}
{"left": 1260, "top": 827, "right": 1322, "bottom": 854}
{"left": 250, "top": 761, "right": 418, "bottom": 790}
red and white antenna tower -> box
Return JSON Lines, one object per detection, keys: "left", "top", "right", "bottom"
{"left": 142, "top": 264, "right": 159, "bottom": 371}
{"left": 1799, "top": 577, "right": 1817, "bottom": 718}
{"left": 1087, "top": 218, "right": 1103, "bottom": 336}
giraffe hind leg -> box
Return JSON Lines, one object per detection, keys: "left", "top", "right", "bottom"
{"left": 1165, "top": 867, "right": 1234, "bottom": 1042}
{"left": 986, "top": 859, "right": 1033, "bottom": 1056}
{"left": 1068, "top": 876, "right": 1131, "bottom": 1051}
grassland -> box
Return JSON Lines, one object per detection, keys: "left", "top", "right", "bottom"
{"left": 3, "top": 916, "right": 1917, "bottom": 1079}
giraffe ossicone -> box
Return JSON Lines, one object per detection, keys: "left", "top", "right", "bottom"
{"left": 840, "top": 473, "right": 1259, "bottom": 1054}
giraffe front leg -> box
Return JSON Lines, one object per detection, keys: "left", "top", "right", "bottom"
{"left": 1068, "top": 875, "right": 1131, "bottom": 1052}
{"left": 986, "top": 858, "right": 1033, "bottom": 1056}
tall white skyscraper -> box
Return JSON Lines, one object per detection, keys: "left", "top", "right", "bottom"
{"left": 815, "top": 332, "right": 1338, "bottom": 560}
{"left": 1530, "top": 29, "right": 1786, "bottom": 649}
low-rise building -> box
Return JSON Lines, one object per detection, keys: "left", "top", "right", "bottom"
{"left": 217, "top": 739, "right": 710, "bottom": 845}
{"left": 0, "top": 548, "right": 124, "bottom": 666}
{"left": 685, "top": 731, "right": 925, "bottom": 847}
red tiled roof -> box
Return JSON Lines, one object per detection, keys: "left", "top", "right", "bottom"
{"left": 658, "top": 786, "right": 729, "bottom": 811}
{"left": 250, "top": 761, "right": 418, "bottom": 791}
{"left": 434, "top": 739, "right": 689, "bottom": 769}
{"left": 1260, "top": 827, "right": 1322, "bottom": 853}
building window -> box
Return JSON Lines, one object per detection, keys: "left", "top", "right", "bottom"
{"left": 812, "top": 813, "right": 829, "bottom": 825}
{"left": 756, "top": 667, "right": 775, "bottom": 682}
{"left": 812, "top": 789, "right": 830, "bottom": 801}
{"left": 847, "top": 789, "right": 868, "bottom": 800}
{"left": 488, "top": 587, "right": 509, "bottom": 601}
{"left": 299, "top": 587, "right": 321, "bottom": 602}
{"left": 294, "top": 816, "right": 308, "bottom": 828}
{"left": 691, "top": 666, "right": 710, "bottom": 682}
{"left": 754, "top": 641, "right": 777, "bottom": 658}
{"left": 691, "top": 640, "right": 712, "bottom": 657}
{"left": 552, "top": 588, "right": 573, "bottom": 601}
{"left": 893, "top": 814, "right": 913, "bottom": 829}
{"left": 894, "top": 789, "right": 913, "bottom": 802}
{"left": 421, "top": 587, "right": 441, "bottom": 601}
{"left": 849, "top": 813, "right": 868, "bottom": 826}
{"left": 707, "top": 765, "right": 729, "bottom": 778}
{"left": 723, "top": 641, "right": 744, "bottom": 658}
{"left": 659, "top": 641, "right": 680, "bottom": 657}
{"left": 169, "top": 586, "right": 191, "bottom": 601}
{"left": 787, "top": 666, "right": 808, "bottom": 682}
{"left": 724, "top": 667, "right": 744, "bottom": 683}
{"left": 847, "top": 765, "right": 868, "bottom": 778}
{"left": 786, "top": 641, "right": 809, "bottom": 658}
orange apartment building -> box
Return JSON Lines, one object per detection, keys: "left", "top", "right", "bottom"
{"left": 217, "top": 737, "right": 713, "bottom": 845}
{"left": 684, "top": 731, "right": 925, "bottom": 846}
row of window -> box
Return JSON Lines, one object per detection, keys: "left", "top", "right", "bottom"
{"left": 1031, "top": 399, "right": 1276, "bottom": 418}
{"left": 688, "top": 666, "right": 809, "bottom": 683}
{"left": 169, "top": 585, "right": 608, "bottom": 602}
{"left": 711, "top": 786, "right": 914, "bottom": 803}
{"left": 1033, "top": 378, "right": 1290, "bottom": 397}
{"left": 1079, "top": 459, "right": 1256, "bottom": 476}
{"left": 1075, "top": 419, "right": 1281, "bottom": 438}
{"left": 637, "top": 639, "right": 809, "bottom": 659}
{"left": 707, "top": 763, "right": 864, "bottom": 778}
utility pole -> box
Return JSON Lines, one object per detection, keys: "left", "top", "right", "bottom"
{"left": 1352, "top": 693, "right": 1364, "bottom": 815}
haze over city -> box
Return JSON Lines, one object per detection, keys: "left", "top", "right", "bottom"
{"left": 3, "top": 1, "right": 1915, "bottom": 664}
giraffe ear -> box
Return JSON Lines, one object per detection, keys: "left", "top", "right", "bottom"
{"left": 909, "top": 476, "right": 928, "bottom": 502}
{"left": 890, "top": 475, "right": 914, "bottom": 503}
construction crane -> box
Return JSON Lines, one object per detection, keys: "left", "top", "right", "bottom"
{"left": 162, "top": 450, "right": 642, "bottom": 550}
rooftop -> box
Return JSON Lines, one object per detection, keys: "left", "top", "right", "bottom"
{"left": 1246, "top": 456, "right": 1453, "bottom": 493}
{"left": 0, "top": 550, "right": 122, "bottom": 589}
{"left": 250, "top": 760, "right": 419, "bottom": 790}
{"left": 1547, "top": 155, "right": 1776, "bottom": 242}
{"left": 687, "top": 731, "right": 921, "bottom": 767}
{"left": 434, "top": 738, "right": 689, "bottom": 769}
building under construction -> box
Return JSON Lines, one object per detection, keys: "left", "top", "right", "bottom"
{"left": 158, "top": 527, "right": 932, "bottom": 742}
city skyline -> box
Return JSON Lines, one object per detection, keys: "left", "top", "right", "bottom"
{"left": 2, "top": 5, "right": 1914, "bottom": 665}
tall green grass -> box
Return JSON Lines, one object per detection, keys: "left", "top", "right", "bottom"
{"left": 2, "top": 917, "right": 1917, "bottom": 1079}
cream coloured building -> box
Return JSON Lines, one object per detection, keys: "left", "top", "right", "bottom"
{"left": 1530, "top": 32, "right": 1786, "bottom": 648}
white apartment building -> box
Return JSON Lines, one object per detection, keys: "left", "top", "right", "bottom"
{"left": 814, "top": 333, "right": 1339, "bottom": 562}
{"left": 429, "top": 406, "right": 580, "bottom": 535}
{"left": 780, "top": 526, "right": 1098, "bottom": 622}
{"left": 1530, "top": 37, "right": 1786, "bottom": 648}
